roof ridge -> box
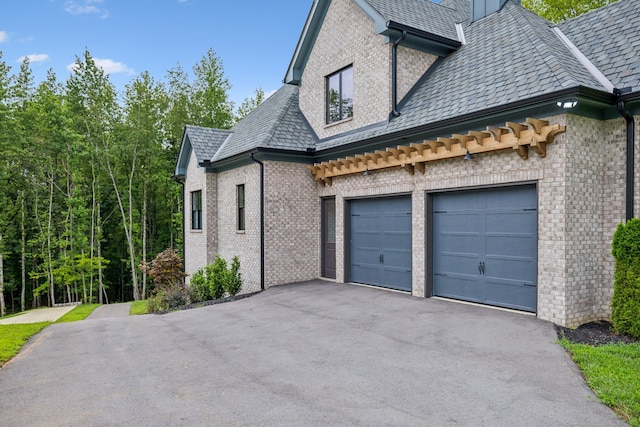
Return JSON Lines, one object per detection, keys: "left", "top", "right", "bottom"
{"left": 261, "top": 85, "right": 297, "bottom": 147}
{"left": 506, "top": 2, "right": 586, "bottom": 91}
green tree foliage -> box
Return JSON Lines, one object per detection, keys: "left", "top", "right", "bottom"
{"left": 523, "top": 0, "right": 617, "bottom": 22}
{"left": 0, "top": 46, "right": 236, "bottom": 311}
{"left": 611, "top": 219, "right": 640, "bottom": 338}
{"left": 236, "top": 88, "right": 265, "bottom": 121}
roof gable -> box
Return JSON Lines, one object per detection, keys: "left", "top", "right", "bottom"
{"left": 388, "top": 1, "right": 606, "bottom": 130}
{"left": 174, "top": 125, "right": 231, "bottom": 177}
{"left": 211, "top": 84, "right": 317, "bottom": 162}
{"left": 284, "top": 0, "right": 465, "bottom": 85}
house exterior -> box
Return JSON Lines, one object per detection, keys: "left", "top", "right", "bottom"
{"left": 174, "top": 0, "right": 640, "bottom": 328}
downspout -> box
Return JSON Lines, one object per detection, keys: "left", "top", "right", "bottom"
{"left": 391, "top": 30, "right": 407, "bottom": 117}
{"left": 250, "top": 153, "right": 265, "bottom": 290}
{"left": 615, "top": 88, "right": 635, "bottom": 221}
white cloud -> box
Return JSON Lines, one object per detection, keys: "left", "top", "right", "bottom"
{"left": 17, "top": 54, "right": 50, "bottom": 63}
{"left": 0, "top": 31, "right": 8, "bottom": 43}
{"left": 65, "top": 0, "right": 108, "bottom": 18}
{"left": 67, "top": 57, "right": 135, "bottom": 76}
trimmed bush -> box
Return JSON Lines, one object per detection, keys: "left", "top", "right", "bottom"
{"left": 189, "top": 269, "right": 208, "bottom": 303}
{"left": 225, "top": 256, "right": 243, "bottom": 296}
{"left": 187, "top": 255, "right": 243, "bottom": 302}
{"left": 209, "top": 255, "right": 228, "bottom": 300}
{"left": 611, "top": 218, "right": 640, "bottom": 338}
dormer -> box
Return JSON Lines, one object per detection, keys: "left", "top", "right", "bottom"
{"left": 285, "top": 0, "right": 465, "bottom": 140}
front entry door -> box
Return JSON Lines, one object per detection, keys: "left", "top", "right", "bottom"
{"left": 322, "top": 198, "right": 336, "bottom": 279}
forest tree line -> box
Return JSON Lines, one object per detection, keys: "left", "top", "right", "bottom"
{"left": 0, "top": 48, "right": 264, "bottom": 316}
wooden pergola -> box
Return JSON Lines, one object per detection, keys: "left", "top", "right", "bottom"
{"left": 307, "top": 118, "right": 566, "bottom": 186}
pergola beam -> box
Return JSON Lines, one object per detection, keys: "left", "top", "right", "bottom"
{"left": 308, "top": 118, "right": 566, "bottom": 185}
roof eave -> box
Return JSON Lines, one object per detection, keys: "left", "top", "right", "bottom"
{"left": 315, "top": 86, "right": 615, "bottom": 160}
{"left": 284, "top": 0, "right": 330, "bottom": 85}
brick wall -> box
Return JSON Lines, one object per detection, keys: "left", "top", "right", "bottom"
{"left": 263, "top": 161, "right": 320, "bottom": 285}
{"left": 315, "top": 113, "right": 622, "bottom": 327}
{"left": 183, "top": 149, "right": 209, "bottom": 283}
{"left": 397, "top": 46, "right": 437, "bottom": 103}
{"left": 299, "top": 0, "right": 439, "bottom": 141}
{"left": 216, "top": 163, "right": 262, "bottom": 294}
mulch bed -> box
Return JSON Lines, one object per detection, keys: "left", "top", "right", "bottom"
{"left": 556, "top": 320, "right": 640, "bottom": 346}
{"left": 153, "top": 291, "right": 261, "bottom": 315}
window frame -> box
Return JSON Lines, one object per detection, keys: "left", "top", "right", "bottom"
{"left": 325, "top": 65, "right": 354, "bottom": 124}
{"left": 236, "top": 184, "right": 245, "bottom": 231}
{"left": 191, "top": 190, "right": 202, "bottom": 230}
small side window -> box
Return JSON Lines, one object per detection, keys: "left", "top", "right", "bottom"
{"left": 237, "top": 184, "right": 245, "bottom": 231}
{"left": 191, "top": 190, "right": 202, "bottom": 230}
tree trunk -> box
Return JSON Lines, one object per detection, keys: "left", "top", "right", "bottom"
{"left": 102, "top": 145, "right": 139, "bottom": 301}
{"left": 142, "top": 184, "right": 147, "bottom": 299}
{"left": 97, "top": 202, "right": 103, "bottom": 305}
{"left": 47, "top": 169, "right": 56, "bottom": 307}
{"left": 0, "top": 233, "right": 6, "bottom": 317}
{"left": 21, "top": 191, "right": 26, "bottom": 312}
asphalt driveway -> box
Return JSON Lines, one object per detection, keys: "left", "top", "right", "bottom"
{"left": 0, "top": 280, "right": 625, "bottom": 426}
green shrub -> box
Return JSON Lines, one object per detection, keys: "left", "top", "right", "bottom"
{"left": 187, "top": 255, "right": 242, "bottom": 302}
{"left": 611, "top": 219, "right": 640, "bottom": 338}
{"left": 147, "top": 291, "right": 167, "bottom": 313}
{"left": 189, "top": 269, "right": 208, "bottom": 303}
{"left": 208, "top": 255, "right": 227, "bottom": 300}
{"left": 225, "top": 256, "right": 243, "bottom": 296}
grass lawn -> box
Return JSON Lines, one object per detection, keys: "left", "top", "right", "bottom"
{"left": 130, "top": 300, "right": 148, "bottom": 315}
{"left": 561, "top": 339, "right": 640, "bottom": 426}
{"left": 55, "top": 304, "right": 101, "bottom": 323}
{"left": 0, "top": 322, "right": 51, "bottom": 367}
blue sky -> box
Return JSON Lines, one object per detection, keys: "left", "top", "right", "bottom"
{"left": 0, "top": 0, "right": 313, "bottom": 107}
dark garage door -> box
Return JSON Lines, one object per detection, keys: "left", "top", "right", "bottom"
{"left": 350, "top": 196, "right": 412, "bottom": 291}
{"left": 432, "top": 185, "right": 537, "bottom": 312}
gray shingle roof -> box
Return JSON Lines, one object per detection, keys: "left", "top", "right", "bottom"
{"left": 212, "top": 84, "right": 317, "bottom": 162}
{"left": 365, "top": 0, "right": 464, "bottom": 40}
{"left": 184, "top": 125, "right": 231, "bottom": 163}
{"left": 316, "top": 1, "right": 609, "bottom": 151}
{"left": 558, "top": 0, "right": 640, "bottom": 92}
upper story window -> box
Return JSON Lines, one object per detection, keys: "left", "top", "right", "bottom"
{"left": 326, "top": 66, "right": 353, "bottom": 124}
{"left": 191, "top": 190, "right": 202, "bottom": 230}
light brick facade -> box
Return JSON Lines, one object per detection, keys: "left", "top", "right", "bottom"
{"left": 299, "top": 0, "right": 437, "bottom": 140}
{"left": 183, "top": 149, "right": 209, "bottom": 281}
{"left": 180, "top": 0, "right": 640, "bottom": 328}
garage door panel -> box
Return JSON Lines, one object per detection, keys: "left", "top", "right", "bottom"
{"left": 484, "top": 187, "right": 536, "bottom": 208}
{"left": 435, "top": 253, "right": 481, "bottom": 276}
{"left": 351, "top": 196, "right": 412, "bottom": 292}
{"left": 432, "top": 186, "right": 537, "bottom": 313}
{"left": 486, "top": 235, "right": 536, "bottom": 258}
{"left": 435, "top": 233, "right": 481, "bottom": 254}
{"left": 382, "top": 231, "right": 412, "bottom": 249}
{"left": 351, "top": 246, "right": 380, "bottom": 264}
{"left": 434, "top": 275, "right": 483, "bottom": 301}
{"left": 485, "top": 280, "right": 537, "bottom": 311}
{"left": 485, "top": 256, "right": 536, "bottom": 282}
{"left": 435, "top": 213, "right": 481, "bottom": 232}
{"left": 351, "top": 264, "right": 382, "bottom": 285}
{"left": 383, "top": 249, "right": 412, "bottom": 269}
{"left": 353, "top": 231, "right": 382, "bottom": 248}
{"left": 486, "top": 212, "right": 536, "bottom": 233}
{"left": 381, "top": 268, "right": 412, "bottom": 291}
